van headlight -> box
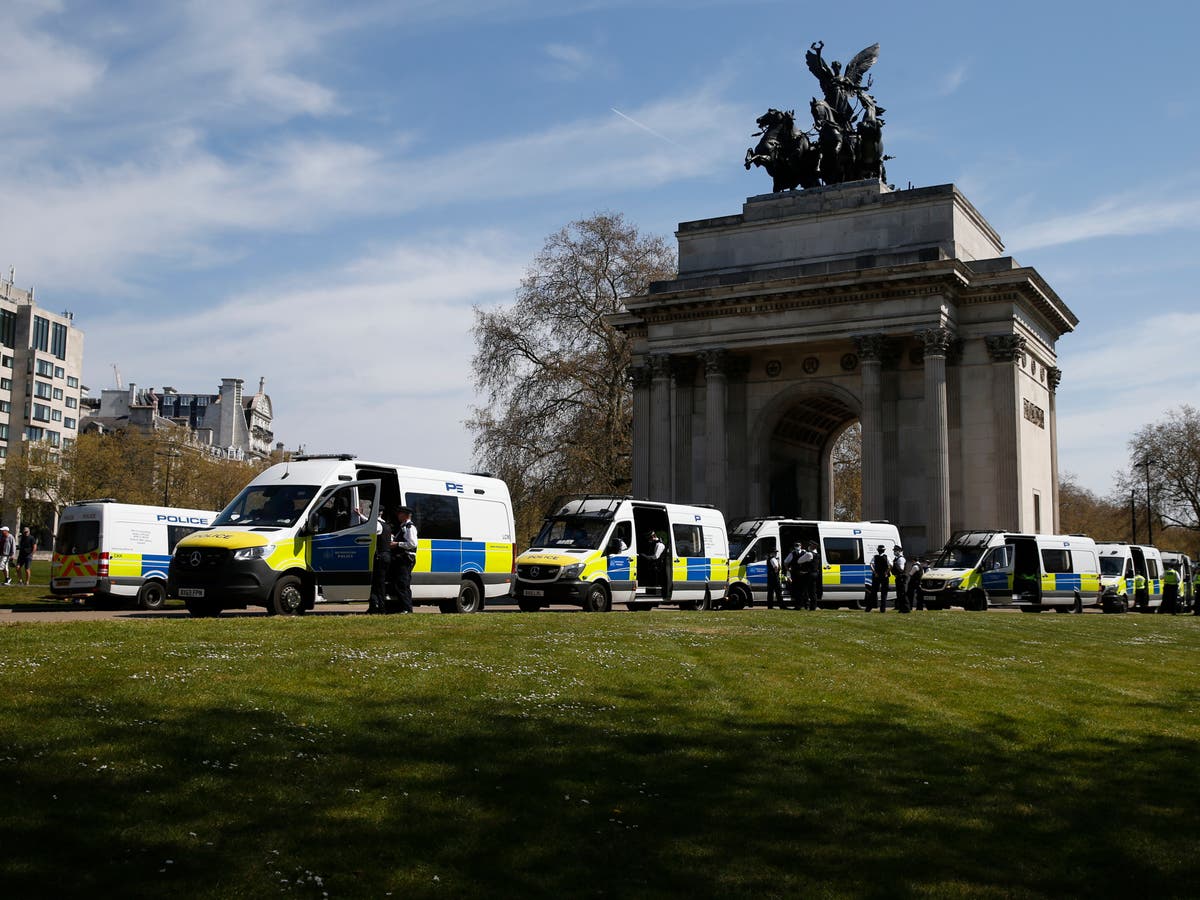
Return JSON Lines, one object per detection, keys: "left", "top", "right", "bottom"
{"left": 944, "top": 578, "right": 961, "bottom": 589}
{"left": 234, "top": 544, "right": 275, "bottom": 561}
{"left": 560, "top": 563, "right": 585, "bottom": 579}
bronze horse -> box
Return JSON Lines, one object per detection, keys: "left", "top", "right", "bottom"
{"left": 744, "top": 108, "right": 820, "bottom": 192}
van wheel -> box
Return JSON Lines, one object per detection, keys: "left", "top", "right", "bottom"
{"left": 136, "top": 581, "right": 167, "bottom": 611}
{"left": 443, "top": 579, "right": 482, "bottom": 614}
{"left": 271, "top": 575, "right": 306, "bottom": 616}
{"left": 583, "top": 582, "right": 611, "bottom": 613}
{"left": 517, "top": 598, "right": 541, "bottom": 612}
{"left": 692, "top": 589, "right": 713, "bottom": 612}
{"left": 967, "top": 588, "right": 988, "bottom": 612}
{"left": 1019, "top": 606, "right": 1043, "bottom": 614}
{"left": 725, "top": 584, "right": 750, "bottom": 610}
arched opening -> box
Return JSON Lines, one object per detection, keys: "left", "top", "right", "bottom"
{"left": 767, "top": 393, "right": 860, "bottom": 518}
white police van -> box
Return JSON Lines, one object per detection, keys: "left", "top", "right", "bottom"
{"left": 51, "top": 500, "right": 216, "bottom": 609}
{"left": 726, "top": 518, "right": 902, "bottom": 609}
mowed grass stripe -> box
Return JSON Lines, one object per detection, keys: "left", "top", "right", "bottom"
{"left": 1, "top": 612, "right": 1197, "bottom": 898}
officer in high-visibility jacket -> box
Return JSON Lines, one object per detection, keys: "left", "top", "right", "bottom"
{"left": 1160, "top": 567, "right": 1180, "bottom": 615}
{"left": 1133, "top": 572, "right": 1149, "bottom": 612}
{"left": 1193, "top": 571, "right": 1200, "bottom": 615}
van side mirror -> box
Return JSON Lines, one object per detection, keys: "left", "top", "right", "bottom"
{"left": 306, "top": 513, "right": 320, "bottom": 534}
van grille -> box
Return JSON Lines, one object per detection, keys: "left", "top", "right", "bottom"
{"left": 517, "top": 564, "right": 561, "bottom": 582}
{"left": 173, "top": 548, "right": 229, "bottom": 571}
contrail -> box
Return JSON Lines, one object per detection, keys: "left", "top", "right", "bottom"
{"left": 611, "top": 107, "right": 684, "bottom": 148}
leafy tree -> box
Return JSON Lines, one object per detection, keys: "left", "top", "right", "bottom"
{"left": 1058, "top": 472, "right": 1131, "bottom": 543}
{"left": 469, "top": 213, "right": 675, "bottom": 543}
{"left": 1119, "top": 405, "right": 1200, "bottom": 540}
{"left": 832, "top": 423, "right": 861, "bottom": 521}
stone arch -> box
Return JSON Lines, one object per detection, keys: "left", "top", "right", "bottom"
{"left": 751, "top": 380, "right": 863, "bottom": 517}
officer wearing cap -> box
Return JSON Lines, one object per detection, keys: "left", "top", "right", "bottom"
{"left": 366, "top": 507, "right": 393, "bottom": 614}
{"left": 892, "top": 546, "right": 909, "bottom": 612}
{"left": 869, "top": 544, "right": 891, "bottom": 612}
{"left": 392, "top": 505, "right": 418, "bottom": 614}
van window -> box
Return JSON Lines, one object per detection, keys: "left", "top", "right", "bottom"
{"left": 1042, "top": 549, "right": 1072, "bottom": 574}
{"left": 214, "top": 484, "right": 317, "bottom": 527}
{"left": 460, "top": 497, "right": 511, "bottom": 543}
{"left": 1099, "top": 555, "right": 1125, "bottom": 576}
{"left": 745, "top": 536, "right": 776, "bottom": 563}
{"left": 980, "top": 546, "right": 1011, "bottom": 571}
{"left": 408, "top": 493, "right": 461, "bottom": 540}
{"left": 1147, "top": 558, "right": 1160, "bottom": 579}
{"left": 823, "top": 537, "right": 863, "bottom": 565}
{"left": 167, "top": 525, "right": 202, "bottom": 552}
{"left": 1074, "top": 550, "right": 1098, "bottom": 574}
{"left": 702, "top": 525, "right": 727, "bottom": 558}
{"left": 673, "top": 523, "right": 704, "bottom": 558}
{"left": 55, "top": 520, "right": 99, "bottom": 555}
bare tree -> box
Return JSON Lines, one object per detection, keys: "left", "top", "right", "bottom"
{"left": 831, "top": 423, "right": 861, "bottom": 520}
{"left": 1118, "top": 405, "right": 1200, "bottom": 538}
{"left": 469, "top": 213, "right": 675, "bottom": 542}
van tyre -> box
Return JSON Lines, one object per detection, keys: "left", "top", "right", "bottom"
{"left": 443, "top": 579, "right": 483, "bottom": 614}
{"left": 967, "top": 588, "right": 988, "bottom": 612}
{"left": 185, "top": 596, "right": 221, "bottom": 618}
{"left": 136, "top": 580, "right": 167, "bottom": 611}
{"left": 725, "top": 584, "right": 750, "bottom": 610}
{"left": 271, "top": 575, "right": 306, "bottom": 616}
{"left": 692, "top": 589, "right": 713, "bottom": 611}
{"left": 517, "top": 597, "right": 541, "bottom": 612}
{"left": 583, "top": 582, "right": 611, "bottom": 613}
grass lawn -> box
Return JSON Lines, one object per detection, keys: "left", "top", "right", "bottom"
{"left": 0, "top": 560, "right": 186, "bottom": 610}
{"left": 1, "top": 611, "right": 1198, "bottom": 898}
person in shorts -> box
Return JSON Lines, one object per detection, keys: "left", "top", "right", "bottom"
{"left": 16, "top": 526, "right": 36, "bottom": 586}
{"left": 0, "top": 526, "right": 14, "bottom": 585}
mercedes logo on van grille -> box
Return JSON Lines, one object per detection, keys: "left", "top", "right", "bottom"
{"left": 189, "top": 551, "right": 202, "bottom": 568}
{"left": 530, "top": 566, "right": 541, "bottom": 578}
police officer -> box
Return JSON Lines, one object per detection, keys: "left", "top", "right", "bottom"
{"left": 765, "top": 546, "right": 784, "bottom": 609}
{"left": 806, "top": 541, "right": 821, "bottom": 610}
{"left": 1160, "top": 566, "right": 1180, "bottom": 615}
{"left": 870, "top": 544, "right": 891, "bottom": 612}
{"left": 892, "top": 546, "right": 909, "bottom": 613}
{"left": 1133, "top": 570, "right": 1149, "bottom": 612}
{"left": 392, "top": 505, "right": 418, "bottom": 614}
{"left": 907, "top": 556, "right": 925, "bottom": 611}
{"left": 1193, "top": 569, "right": 1200, "bottom": 615}
{"left": 784, "top": 541, "right": 811, "bottom": 610}
{"left": 366, "top": 507, "right": 393, "bottom": 614}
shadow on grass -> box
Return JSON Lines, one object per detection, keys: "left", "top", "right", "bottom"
{"left": 3, "top": 679, "right": 1199, "bottom": 900}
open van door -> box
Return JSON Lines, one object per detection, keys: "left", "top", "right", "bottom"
{"left": 309, "top": 480, "right": 381, "bottom": 601}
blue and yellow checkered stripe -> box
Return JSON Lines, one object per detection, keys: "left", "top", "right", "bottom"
{"left": 109, "top": 552, "right": 172, "bottom": 580}
{"left": 416, "top": 540, "right": 513, "bottom": 575}
{"left": 822, "top": 564, "right": 873, "bottom": 587}
{"left": 1040, "top": 572, "right": 1103, "bottom": 595}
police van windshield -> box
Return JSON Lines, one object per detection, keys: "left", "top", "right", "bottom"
{"left": 533, "top": 516, "right": 609, "bottom": 550}
{"left": 213, "top": 484, "right": 319, "bottom": 528}
{"left": 932, "top": 544, "right": 986, "bottom": 569}
{"left": 729, "top": 534, "right": 754, "bottom": 559}
{"left": 1099, "top": 556, "right": 1126, "bottom": 576}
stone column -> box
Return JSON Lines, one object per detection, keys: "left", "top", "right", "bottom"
{"left": 854, "top": 334, "right": 887, "bottom": 520}
{"left": 627, "top": 361, "right": 652, "bottom": 498}
{"left": 1048, "top": 366, "right": 1062, "bottom": 533}
{"left": 699, "top": 349, "right": 729, "bottom": 511}
{"left": 985, "top": 334, "right": 1026, "bottom": 530}
{"left": 672, "top": 357, "right": 697, "bottom": 503}
{"left": 921, "top": 327, "right": 954, "bottom": 550}
{"left": 649, "top": 354, "right": 673, "bottom": 499}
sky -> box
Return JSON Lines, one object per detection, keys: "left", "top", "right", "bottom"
{"left": 2, "top": 0, "right": 1197, "bottom": 498}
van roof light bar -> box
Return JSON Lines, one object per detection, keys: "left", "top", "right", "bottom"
{"left": 294, "top": 453, "right": 357, "bottom": 461}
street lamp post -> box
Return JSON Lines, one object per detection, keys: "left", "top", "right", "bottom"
{"left": 1136, "top": 457, "right": 1154, "bottom": 545}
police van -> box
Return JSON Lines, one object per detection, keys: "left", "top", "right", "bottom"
{"left": 167, "top": 455, "right": 515, "bottom": 616}
{"left": 726, "top": 518, "right": 902, "bottom": 609}
{"left": 513, "top": 495, "right": 729, "bottom": 612}
{"left": 1096, "top": 542, "right": 1165, "bottom": 613}
{"left": 920, "top": 531, "right": 1102, "bottom": 612}
{"left": 1159, "top": 550, "right": 1194, "bottom": 611}
{"left": 51, "top": 500, "right": 216, "bottom": 609}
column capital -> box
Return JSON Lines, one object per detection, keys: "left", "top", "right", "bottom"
{"left": 852, "top": 333, "right": 889, "bottom": 363}
{"left": 985, "top": 333, "right": 1027, "bottom": 364}
{"left": 626, "top": 362, "right": 652, "bottom": 389}
{"left": 699, "top": 348, "right": 729, "bottom": 376}
{"left": 649, "top": 353, "right": 673, "bottom": 379}
{"left": 920, "top": 326, "right": 956, "bottom": 357}
{"left": 1047, "top": 366, "right": 1062, "bottom": 392}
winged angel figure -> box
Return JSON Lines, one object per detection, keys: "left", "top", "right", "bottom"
{"left": 804, "top": 41, "right": 879, "bottom": 131}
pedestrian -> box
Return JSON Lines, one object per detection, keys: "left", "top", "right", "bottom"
{"left": 870, "top": 544, "right": 891, "bottom": 612}
{"left": 1160, "top": 566, "right": 1180, "bottom": 615}
{"left": 366, "top": 507, "right": 394, "bottom": 614}
{"left": 765, "top": 545, "right": 784, "bottom": 609}
{"left": 907, "top": 555, "right": 924, "bottom": 610}
{"left": 0, "top": 526, "right": 13, "bottom": 586}
{"left": 806, "top": 541, "right": 821, "bottom": 609}
{"left": 16, "top": 526, "right": 36, "bottom": 586}
{"left": 1133, "top": 571, "right": 1148, "bottom": 612}
{"left": 391, "top": 505, "right": 418, "bottom": 614}
{"left": 784, "top": 541, "right": 812, "bottom": 610}
{"left": 892, "top": 546, "right": 909, "bottom": 612}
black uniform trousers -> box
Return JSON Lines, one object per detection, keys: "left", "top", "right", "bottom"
{"left": 392, "top": 553, "right": 415, "bottom": 613}
{"left": 894, "top": 573, "right": 909, "bottom": 612}
{"left": 766, "top": 569, "right": 784, "bottom": 608}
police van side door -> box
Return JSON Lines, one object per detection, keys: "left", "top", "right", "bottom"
{"left": 309, "top": 480, "right": 381, "bottom": 601}
{"left": 979, "top": 544, "right": 1014, "bottom": 602}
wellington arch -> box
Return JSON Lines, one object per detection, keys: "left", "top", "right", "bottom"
{"left": 612, "top": 181, "right": 1077, "bottom": 556}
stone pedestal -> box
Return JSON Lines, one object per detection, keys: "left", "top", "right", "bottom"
{"left": 611, "top": 181, "right": 1077, "bottom": 556}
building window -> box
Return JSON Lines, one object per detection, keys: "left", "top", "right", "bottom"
{"left": 33, "top": 403, "right": 51, "bottom": 422}
{"left": 32, "top": 316, "right": 49, "bottom": 352}
{"left": 0, "top": 311, "right": 14, "bottom": 349}
{"left": 1033, "top": 491, "right": 1042, "bottom": 533}
{"left": 64, "top": 417, "right": 76, "bottom": 430}
{"left": 0, "top": 401, "right": 9, "bottom": 413}
{"left": 196, "top": 396, "right": 209, "bottom": 406}
{"left": 62, "top": 438, "right": 73, "bottom": 450}
{"left": 1, "top": 355, "right": 9, "bottom": 368}
{"left": 0, "top": 447, "right": 6, "bottom": 458}
{"left": 51, "top": 409, "right": 62, "bottom": 422}
{"left": 54, "top": 366, "right": 65, "bottom": 379}
{"left": 53, "top": 388, "right": 63, "bottom": 400}
{"left": 66, "top": 396, "right": 78, "bottom": 409}
{"left": 0, "top": 424, "right": 7, "bottom": 440}
{"left": 25, "top": 426, "right": 43, "bottom": 441}
{"left": 67, "top": 376, "right": 79, "bottom": 388}
{"left": 0, "top": 378, "right": 9, "bottom": 391}
{"left": 36, "top": 359, "right": 54, "bottom": 377}
{"left": 51, "top": 322, "right": 68, "bottom": 360}
{"left": 35, "top": 381, "right": 52, "bottom": 399}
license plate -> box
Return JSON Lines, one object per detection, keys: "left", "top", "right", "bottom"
{"left": 525, "top": 589, "right": 544, "bottom": 597}
{"left": 54, "top": 578, "right": 71, "bottom": 587}
{"left": 179, "top": 588, "right": 205, "bottom": 598}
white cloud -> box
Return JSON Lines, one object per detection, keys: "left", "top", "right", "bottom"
{"left": 0, "top": 1, "right": 106, "bottom": 115}
{"left": 939, "top": 62, "right": 968, "bottom": 96}
{"left": 81, "top": 232, "right": 527, "bottom": 468}
{"left": 1007, "top": 186, "right": 1200, "bottom": 252}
